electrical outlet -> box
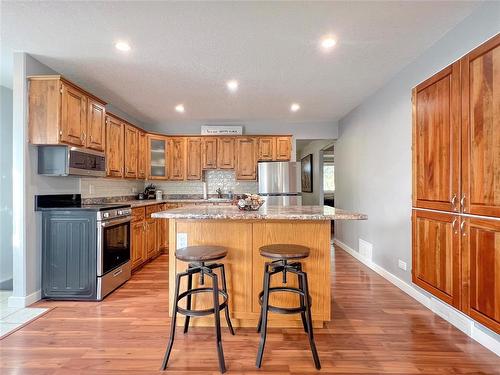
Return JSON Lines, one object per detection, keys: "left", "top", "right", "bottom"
{"left": 177, "top": 233, "right": 188, "bottom": 249}
{"left": 398, "top": 259, "right": 407, "bottom": 271}
{"left": 358, "top": 239, "right": 373, "bottom": 260}
{"left": 132, "top": 187, "right": 137, "bottom": 194}
{"left": 89, "top": 184, "right": 94, "bottom": 195}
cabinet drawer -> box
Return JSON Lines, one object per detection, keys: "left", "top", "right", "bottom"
{"left": 146, "top": 204, "right": 162, "bottom": 218}
{"left": 131, "top": 207, "right": 145, "bottom": 222}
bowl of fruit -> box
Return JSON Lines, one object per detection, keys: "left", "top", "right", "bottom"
{"left": 236, "top": 194, "right": 265, "bottom": 211}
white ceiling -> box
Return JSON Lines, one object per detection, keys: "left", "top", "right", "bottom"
{"left": 1, "top": 1, "right": 479, "bottom": 129}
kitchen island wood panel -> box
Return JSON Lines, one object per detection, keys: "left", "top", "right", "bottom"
{"left": 167, "top": 219, "right": 331, "bottom": 328}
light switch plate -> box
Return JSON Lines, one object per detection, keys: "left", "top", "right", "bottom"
{"left": 177, "top": 233, "right": 188, "bottom": 249}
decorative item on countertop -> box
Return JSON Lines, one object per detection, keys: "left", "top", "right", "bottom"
{"left": 237, "top": 194, "right": 265, "bottom": 211}
{"left": 156, "top": 190, "right": 163, "bottom": 200}
{"left": 144, "top": 184, "right": 157, "bottom": 200}
{"left": 137, "top": 193, "right": 145, "bottom": 200}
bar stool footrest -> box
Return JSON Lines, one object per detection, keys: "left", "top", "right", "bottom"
{"left": 258, "top": 287, "right": 311, "bottom": 315}
{"left": 176, "top": 287, "right": 229, "bottom": 317}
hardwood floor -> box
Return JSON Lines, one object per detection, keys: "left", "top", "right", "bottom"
{"left": 1, "top": 246, "right": 498, "bottom": 374}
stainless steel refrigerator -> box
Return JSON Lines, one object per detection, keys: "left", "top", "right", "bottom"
{"left": 258, "top": 161, "right": 302, "bottom": 206}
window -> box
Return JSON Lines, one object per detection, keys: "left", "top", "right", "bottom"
{"left": 323, "top": 164, "right": 335, "bottom": 192}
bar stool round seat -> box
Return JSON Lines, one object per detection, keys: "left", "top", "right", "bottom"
{"left": 259, "top": 244, "right": 310, "bottom": 260}
{"left": 175, "top": 245, "right": 228, "bottom": 262}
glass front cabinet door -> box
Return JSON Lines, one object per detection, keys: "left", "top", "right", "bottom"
{"left": 148, "top": 135, "right": 168, "bottom": 179}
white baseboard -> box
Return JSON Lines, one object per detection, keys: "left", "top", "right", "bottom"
{"left": 8, "top": 290, "right": 41, "bottom": 308}
{"left": 333, "top": 238, "right": 500, "bottom": 357}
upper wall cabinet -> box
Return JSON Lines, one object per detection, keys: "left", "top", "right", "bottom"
{"left": 186, "top": 137, "right": 202, "bottom": 180}
{"left": 137, "top": 131, "right": 147, "bottom": 180}
{"left": 105, "top": 114, "right": 124, "bottom": 178}
{"left": 148, "top": 135, "right": 168, "bottom": 180}
{"left": 124, "top": 124, "right": 138, "bottom": 179}
{"left": 28, "top": 75, "right": 106, "bottom": 149}
{"left": 202, "top": 138, "right": 218, "bottom": 169}
{"left": 412, "top": 62, "right": 461, "bottom": 213}
{"left": 168, "top": 137, "right": 186, "bottom": 180}
{"left": 86, "top": 98, "right": 106, "bottom": 151}
{"left": 275, "top": 136, "right": 292, "bottom": 160}
{"left": 257, "top": 137, "right": 275, "bottom": 161}
{"left": 217, "top": 137, "right": 235, "bottom": 169}
{"left": 461, "top": 35, "right": 500, "bottom": 217}
{"left": 236, "top": 137, "right": 257, "bottom": 180}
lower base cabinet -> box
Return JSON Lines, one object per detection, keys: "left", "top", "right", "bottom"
{"left": 412, "top": 210, "right": 500, "bottom": 334}
{"left": 461, "top": 217, "right": 500, "bottom": 333}
{"left": 131, "top": 221, "right": 146, "bottom": 269}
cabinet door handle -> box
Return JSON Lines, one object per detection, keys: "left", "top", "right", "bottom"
{"left": 460, "top": 194, "right": 466, "bottom": 212}
{"left": 460, "top": 221, "right": 466, "bottom": 237}
{"left": 450, "top": 194, "right": 457, "bottom": 210}
{"left": 452, "top": 218, "right": 458, "bottom": 234}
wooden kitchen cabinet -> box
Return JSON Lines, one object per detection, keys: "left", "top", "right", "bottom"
{"left": 201, "top": 137, "right": 218, "bottom": 169}
{"left": 461, "top": 35, "right": 500, "bottom": 218}
{"left": 236, "top": 137, "right": 257, "bottom": 180}
{"left": 124, "top": 124, "right": 138, "bottom": 178}
{"left": 86, "top": 98, "right": 106, "bottom": 151}
{"left": 28, "top": 76, "right": 107, "bottom": 149}
{"left": 168, "top": 137, "right": 186, "bottom": 180}
{"left": 186, "top": 137, "right": 202, "bottom": 180}
{"left": 137, "top": 131, "right": 147, "bottom": 179}
{"left": 217, "top": 137, "right": 235, "bottom": 169}
{"left": 145, "top": 219, "right": 157, "bottom": 258}
{"left": 148, "top": 135, "right": 168, "bottom": 180}
{"left": 131, "top": 221, "right": 146, "bottom": 270}
{"left": 257, "top": 137, "right": 275, "bottom": 161}
{"left": 275, "top": 136, "right": 292, "bottom": 160}
{"left": 157, "top": 203, "right": 169, "bottom": 252}
{"left": 105, "top": 114, "right": 124, "bottom": 178}
{"left": 60, "top": 83, "right": 87, "bottom": 147}
{"left": 412, "top": 209, "right": 461, "bottom": 308}
{"left": 461, "top": 216, "right": 500, "bottom": 333}
{"left": 412, "top": 62, "right": 461, "bottom": 213}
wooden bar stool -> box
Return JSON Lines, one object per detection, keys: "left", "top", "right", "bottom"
{"left": 256, "top": 244, "right": 321, "bottom": 370}
{"left": 161, "top": 245, "right": 235, "bottom": 373}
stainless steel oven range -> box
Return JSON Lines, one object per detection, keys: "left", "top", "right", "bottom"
{"left": 36, "top": 194, "right": 132, "bottom": 300}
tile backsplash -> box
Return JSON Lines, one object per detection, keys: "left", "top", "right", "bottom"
{"left": 154, "top": 170, "right": 258, "bottom": 195}
{"left": 80, "top": 170, "right": 258, "bottom": 198}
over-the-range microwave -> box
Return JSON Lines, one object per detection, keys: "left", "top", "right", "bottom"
{"left": 38, "top": 146, "right": 106, "bottom": 177}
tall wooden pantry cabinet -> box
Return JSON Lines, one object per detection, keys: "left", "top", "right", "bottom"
{"left": 412, "top": 34, "right": 499, "bottom": 334}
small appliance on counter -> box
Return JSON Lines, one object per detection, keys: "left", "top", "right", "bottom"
{"left": 144, "top": 184, "right": 157, "bottom": 199}
{"left": 156, "top": 190, "right": 163, "bottom": 200}
{"left": 35, "top": 194, "right": 132, "bottom": 301}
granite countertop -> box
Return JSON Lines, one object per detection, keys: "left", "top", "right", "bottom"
{"left": 152, "top": 205, "right": 367, "bottom": 221}
{"left": 125, "top": 198, "right": 233, "bottom": 208}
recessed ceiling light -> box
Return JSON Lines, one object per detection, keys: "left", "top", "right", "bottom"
{"left": 226, "top": 80, "right": 239, "bottom": 92}
{"left": 175, "top": 104, "right": 185, "bottom": 113}
{"left": 290, "top": 103, "right": 301, "bottom": 112}
{"left": 320, "top": 36, "right": 337, "bottom": 51}
{"left": 115, "top": 41, "right": 131, "bottom": 52}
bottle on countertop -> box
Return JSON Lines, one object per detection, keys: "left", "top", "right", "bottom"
{"left": 203, "top": 182, "right": 208, "bottom": 200}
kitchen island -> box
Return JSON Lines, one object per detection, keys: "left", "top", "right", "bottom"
{"left": 152, "top": 205, "right": 367, "bottom": 328}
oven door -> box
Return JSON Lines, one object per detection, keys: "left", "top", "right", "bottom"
{"left": 97, "top": 217, "right": 131, "bottom": 276}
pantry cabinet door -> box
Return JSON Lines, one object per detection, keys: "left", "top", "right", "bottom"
{"left": 217, "top": 137, "right": 235, "bottom": 169}
{"left": 60, "top": 83, "right": 87, "bottom": 146}
{"left": 186, "top": 137, "right": 202, "bottom": 180}
{"left": 124, "top": 125, "right": 138, "bottom": 178}
{"left": 412, "top": 62, "right": 461, "bottom": 212}
{"left": 105, "top": 115, "right": 124, "bottom": 177}
{"left": 461, "top": 34, "right": 500, "bottom": 217}
{"left": 412, "top": 210, "right": 461, "bottom": 308}
{"left": 461, "top": 217, "right": 500, "bottom": 334}
{"left": 86, "top": 98, "right": 105, "bottom": 151}
{"left": 201, "top": 138, "right": 218, "bottom": 169}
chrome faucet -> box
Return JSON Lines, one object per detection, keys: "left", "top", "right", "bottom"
{"left": 216, "top": 188, "right": 223, "bottom": 198}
